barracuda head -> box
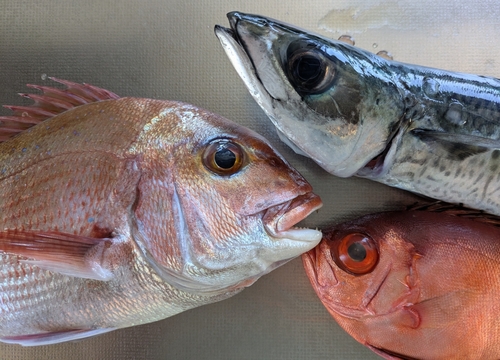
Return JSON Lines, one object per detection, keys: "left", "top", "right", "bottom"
{"left": 215, "top": 12, "right": 405, "bottom": 177}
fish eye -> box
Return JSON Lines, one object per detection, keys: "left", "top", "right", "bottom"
{"left": 203, "top": 140, "right": 244, "bottom": 176}
{"left": 331, "top": 233, "right": 378, "bottom": 275}
{"left": 285, "top": 47, "right": 336, "bottom": 95}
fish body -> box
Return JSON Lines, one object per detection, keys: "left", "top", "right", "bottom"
{"left": 302, "top": 206, "right": 500, "bottom": 359}
{"left": 0, "top": 80, "right": 322, "bottom": 345}
{"left": 215, "top": 12, "right": 500, "bottom": 215}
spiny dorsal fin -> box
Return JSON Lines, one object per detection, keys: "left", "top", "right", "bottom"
{"left": 406, "top": 201, "right": 500, "bottom": 227}
{"left": 0, "top": 77, "right": 120, "bottom": 142}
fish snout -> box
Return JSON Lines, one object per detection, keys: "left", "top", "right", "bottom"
{"left": 262, "top": 192, "right": 322, "bottom": 241}
{"left": 225, "top": 12, "right": 292, "bottom": 102}
{"left": 227, "top": 12, "right": 271, "bottom": 38}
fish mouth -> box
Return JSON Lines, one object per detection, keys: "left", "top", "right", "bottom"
{"left": 262, "top": 192, "right": 323, "bottom": 243}
{"left": 215, "top": 15, "right": 276, "bottom": 113}
{"left": 215, "top": 12, "right": 296, "bottom": 103}
{"left": 215, "top": 17, "right": 323, "bottom": 242}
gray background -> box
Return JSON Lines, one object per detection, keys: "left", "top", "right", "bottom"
{"left": 0, "top": 0, "right": 498, "bottom": 359}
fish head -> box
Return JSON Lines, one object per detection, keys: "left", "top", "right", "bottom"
{"left": 303, "top": 209, "right": 500, "bottom": 358}
{"left": 215, "top": 12, "right": 405, "bottom": 177}
{"left": 131, "top": 101, "right": 323, "bottom": 295}
{"left": 302, "top": 212, "right": 422, "bottom": 340}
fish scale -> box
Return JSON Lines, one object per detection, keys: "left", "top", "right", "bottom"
{"left": 382, "top": 128, "right": 500, "bottom": 214}
{"left": 0, "top": 249, "right": 196, "bottom": 334}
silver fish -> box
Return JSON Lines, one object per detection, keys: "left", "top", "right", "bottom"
{"left": 215, "top": 12, "right": 500, "bottom": 215}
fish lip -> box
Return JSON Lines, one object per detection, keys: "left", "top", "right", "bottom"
{"left": 262, "top": 192, "right": 323, "bottom": 242}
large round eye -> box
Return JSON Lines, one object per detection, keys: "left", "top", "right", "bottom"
{"left": 331, "top": 233, "right": 378, "bottom": 275}
{"left": 286, "top": 47, "right": 336, "bottom": 95}
{"left": 203, "top": 140, "right": 244, "bottom": 176}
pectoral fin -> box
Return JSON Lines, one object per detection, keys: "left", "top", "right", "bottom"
{"left": 0, "top": 230, "right": 114, "bottom": 281}
{"left": 411, "top": 129, "right": 495, "bottom": 161}
{"left": 0, "top": 328, "right": 116, "bottom": 346}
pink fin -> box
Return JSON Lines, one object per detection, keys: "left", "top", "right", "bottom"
{"left": 0, "top": 230, "right": 114, "bottom": 281}
{"left": 0, "top": 77, "right": 120, "bottom": 141}
{"left": 0, "top": 328, "right": 116, "bottom": 346}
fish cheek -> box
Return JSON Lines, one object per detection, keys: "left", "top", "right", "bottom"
{"left": 299, "top": 58, "right": 363, "bottom": 124}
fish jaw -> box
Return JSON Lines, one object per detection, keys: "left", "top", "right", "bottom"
{"left": 216, "top": 12, "right": 405, "bottom": 178}
{"left": 263, "top": 192, "right": 322, "bottom": 242}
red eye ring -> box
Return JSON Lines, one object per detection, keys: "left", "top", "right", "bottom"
{"left": 331, "top": 233, "right": 378, "bottom": 275}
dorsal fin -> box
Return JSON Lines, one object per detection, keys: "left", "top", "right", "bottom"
{"left": 406, "top": 201, "right": 500, "bottom": 227}
{"left": 0, "top": 77, "right": 120, "bottom": 142}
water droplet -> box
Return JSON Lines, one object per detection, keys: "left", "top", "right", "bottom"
{"left": 422, "top": 77, "right": 440, "bottom": 97}
{"left": 338, "top": 35, "right": 355, "bottom": 46}
{"left": 445, "top": 102, "right": 466, "bottom": 126}
{"left": 41, "top": 73, "right": 47, "bottom": 80}
{"left": 372, "top": 43, "right": 378, "bottom": 48}
{"left": 376, "top": 50, "right": 393, "bottom": 60}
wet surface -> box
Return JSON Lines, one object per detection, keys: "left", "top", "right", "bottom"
{"left": 0, "top": 1, "right": 496, "bottom": 359}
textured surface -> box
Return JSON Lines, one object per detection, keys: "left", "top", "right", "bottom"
{"left": 304, "top": 210, "right": 500, "bottom": 359}
{"left": 0, "top": 0, "right": 497, "bottom": 359}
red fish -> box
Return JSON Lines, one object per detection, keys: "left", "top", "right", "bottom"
{"left": 0, "top": 78, "right": 322, "bottom": 345}
{"left": 303, "top": 204, "right": 500, "bottom": 359}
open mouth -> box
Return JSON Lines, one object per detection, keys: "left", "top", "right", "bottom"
{"left": 262, "top": 192, "right": 322, "bottom": 242}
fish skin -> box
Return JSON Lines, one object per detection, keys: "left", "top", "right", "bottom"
{"left": 302, "top": 207, "right": 500, "bottom": 359}
{"left": 215, "top": 12, "right": 500, "bottom": 216}
{"left": 0, "top": 80, "right": 322, "bottom": 345}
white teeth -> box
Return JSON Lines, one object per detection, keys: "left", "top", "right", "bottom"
{"left": 276, "top": 228, "right": 322, "bottom": 242}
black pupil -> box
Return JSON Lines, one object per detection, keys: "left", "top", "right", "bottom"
{"left": 214, "top": 147, "right": 236, "bottom": 169}
{"left": 347, "top": 242, "right": 367, "bottom": 262}
{"left": 293, "top": 54, "right": 323, "bottom": 84}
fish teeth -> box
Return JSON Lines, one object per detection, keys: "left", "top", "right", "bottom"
{"left": 276, "top": 228, "right": 322, "bottom": 243}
